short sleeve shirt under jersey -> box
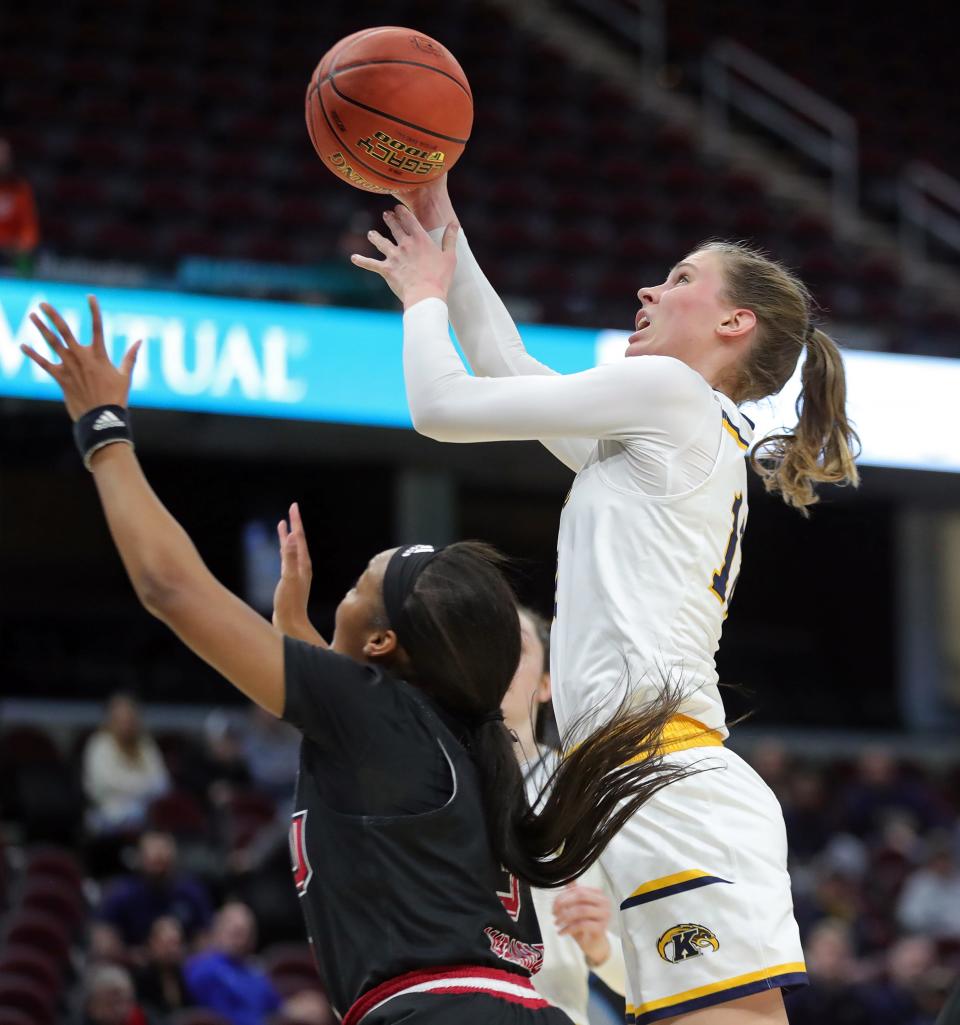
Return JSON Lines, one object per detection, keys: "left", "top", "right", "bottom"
{"left": 280, "top": 638, "right": 546, "bottom": 1019}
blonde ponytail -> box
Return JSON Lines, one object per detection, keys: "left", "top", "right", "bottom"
{"left": 750, "top": 328, "right": 860, "bottom": 515}
{"left": 697, "top": 240, "right": 861, "bottom": 515}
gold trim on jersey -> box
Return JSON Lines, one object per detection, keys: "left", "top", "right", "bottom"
{"left": 626, "top": 961, "right": 808, "bottom": 1021}
{"left": 628, "top": 869, "right": 721, "bottom": 900}
{"left": 628, "top": 714, "right": 725, "bottom": 761}
{"left": 564, "top": 714, "right": 723, "bottom": 764}
{"left": 720, "top": 411, "right": 750, "bottom": 450}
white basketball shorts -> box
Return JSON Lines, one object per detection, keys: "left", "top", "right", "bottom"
{"left": 597, "top": 744, "right": 807, "bottom": 1024}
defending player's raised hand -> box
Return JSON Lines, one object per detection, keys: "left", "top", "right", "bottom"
{"left": 351, "top": 203, "right": 458, "bottom": 309}
{"left": 22, "top": 296, "right": 141, "bottom": 421}
{"left": 273, "top": 502, "right": 328, "bottom": 648}
{"left": 553, "top": 884, "right": 612, "bottom": 967}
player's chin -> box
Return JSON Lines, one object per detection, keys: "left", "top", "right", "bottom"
{"left": 624, "top": 335, "right": 650, "bottom": 358}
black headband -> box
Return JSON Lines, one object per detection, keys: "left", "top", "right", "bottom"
{"left": 382, "top": 544, "right": 443, "bottom": 645}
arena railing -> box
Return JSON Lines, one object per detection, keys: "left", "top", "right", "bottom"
{"left": 561, "top": 0, "right": 665, "bottom": 90}
{"left": 899, "top": 161, "right": 960, "bottom": 281}
{"left": 702, "top": 38, "right": 859, "bottom": 232}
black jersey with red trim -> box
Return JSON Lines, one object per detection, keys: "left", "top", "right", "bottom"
{"left": 281, "top": 638, "right": 545, "bottom": 1019}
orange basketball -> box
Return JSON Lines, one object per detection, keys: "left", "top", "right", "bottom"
{"left": 305, "top": 26, "right": 473, "bottom": 194}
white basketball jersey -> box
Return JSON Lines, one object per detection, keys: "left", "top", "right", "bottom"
{"left": 551, "top": 392, "right": 753, "bottom": 740}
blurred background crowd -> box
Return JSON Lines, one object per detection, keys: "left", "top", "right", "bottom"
{"left": 2, "top": 0, "right": 959, "bottom": 1022}
{"left": 1, "top": 690, "right": 958, "bottom": 1024}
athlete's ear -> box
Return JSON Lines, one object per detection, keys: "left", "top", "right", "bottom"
{"left": 717, "top": 307, "right": 756, "bottom": 340}
{"left": 363, "top": 628, "right": 399, "bottom": 661}
{"left": 537, "top": 672, "right": 552, "bottom": 705}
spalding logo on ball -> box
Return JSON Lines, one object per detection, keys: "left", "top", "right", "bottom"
{"left": 306, "top": 26, "right": 474, "bottom": 194}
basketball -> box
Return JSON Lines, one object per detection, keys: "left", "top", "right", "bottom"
{"left": 305, "top": 26, "right": 473, "bottom": 194}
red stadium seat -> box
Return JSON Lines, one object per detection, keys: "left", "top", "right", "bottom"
{"left": 0, "top": 947, "right": 62, "bottom": 994}
{"left": 20, "top": 876, "right": 87, "bottom": 931}
{"left": 0, "top": 1009, "right": 36, "bottom": 1025}
{"left": 149, "top": 791, "right": 209, "bottom": 838}
{"left": 0, "top": 974, "right": 55, "bottom": 1025}
{"left": 263, "top": 943, "right": 321, "bottom": 986}
{"left": 0, "top": 727, "right": 61, "bottom": 767}
{"left": 24, "top": 848, "right": 84, "bottom": 891}
{"left": 6, "top": 909, "right": 72, "bottom": 964}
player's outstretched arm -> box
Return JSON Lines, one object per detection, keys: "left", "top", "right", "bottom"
{"left": 272, "top": 501, "right": 328, "bottom": 648}
{"left": 398, "top": 178, "right": 593, "bottom": 472}
{"left": 354, "top": 207, "right": 692, "bottom": 446}
{"left": 22, "top": 297, "right": 286, "bottom": 717}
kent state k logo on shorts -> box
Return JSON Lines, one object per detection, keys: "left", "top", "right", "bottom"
{"left": 657, "top": 923, "right": 720, "bottom": 964}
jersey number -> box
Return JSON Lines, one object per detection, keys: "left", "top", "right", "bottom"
{"left": 496, "top": 866, "right": 522, "bottom": 921}
{"left": 710, "top": 492, "right": 745, "bottom": 604}
{"left": 289, "top": 810, "right": 313, "bottom": 898}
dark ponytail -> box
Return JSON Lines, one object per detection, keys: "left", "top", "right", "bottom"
{"left": 397, "top": 542, "right": 701, "bottom": 889}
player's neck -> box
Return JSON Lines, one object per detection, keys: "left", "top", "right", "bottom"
{"left": 507, "top": 721, "right": 540, "bottom": 767}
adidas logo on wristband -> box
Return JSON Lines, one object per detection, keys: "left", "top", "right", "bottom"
{"left": 92, "top": 410, "right": 125, "bottom": 431}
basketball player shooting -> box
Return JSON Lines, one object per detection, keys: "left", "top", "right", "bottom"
{"left": 352, "top": 175, "right": 860, "bottom": 1025}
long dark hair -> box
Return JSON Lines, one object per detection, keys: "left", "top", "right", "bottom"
{"left": 394, "top": 541, "right": 697, "bottom": 889}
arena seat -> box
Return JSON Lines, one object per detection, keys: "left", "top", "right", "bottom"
{"left": 0, "top": 947, "right": 63, "bottom": 995}
{"left": 0, "top": 973, "right": 56, "bottom": 1025}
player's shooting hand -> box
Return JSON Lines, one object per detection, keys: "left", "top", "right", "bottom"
{"left": 391, "top": 174, "right": 456, "bottom": 233}
{"left": 273, "top": 502, "right": 316, "bottom": 637}
{"left": 553, "top": 883, "right": 613, "bottom": 967}
{"left": 21, "top": 296, "right": 141, "bottom": 421}
{"left": 351, "top": 203, "right": 458, "bottom": 309}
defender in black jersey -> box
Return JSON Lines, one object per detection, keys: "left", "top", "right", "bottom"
{"left": 28, "top": 299, "right": 692, "bottom": 1025}
{"left": 283, "top": 637, "right": 555, "bottom": 1022}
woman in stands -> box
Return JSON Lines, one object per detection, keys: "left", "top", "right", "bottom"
{"left": 22, "top": 298, "right": 692, "bottom": 1025}
{"left": 352, "top": 178, "right": 860, "bottom": 1025}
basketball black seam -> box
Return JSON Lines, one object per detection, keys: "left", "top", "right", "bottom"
{"left": 327, "top": 78, "right": 470, "bottom": 146}
{"left": 326, "top": 58, "right": 472, "bottom": 99}
{"left": 311, "top": 83, "right": 420, "bottom": 188}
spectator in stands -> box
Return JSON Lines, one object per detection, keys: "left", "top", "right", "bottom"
{"left": 83, "top": 693, "right": 171, "bottom": 835}
{"left": 749, "top": 738, "right": 792, "bottom": 803}
{"left": 178, "top": 710, "right": 252, "bottom": 811}
{"left": 77, "top": 963, "right": 149, "bottom": 1025}
{"left": 279, "top": 989, "right": 336, "bottom": 1025}
{"left": 782, "top": 766, "right": 834, "bottom": 860}
{"left": 97, "top": 830, "right": 213, "bottom": 946}
{"left": 784, "top": 918, "right": 870, "bottom": 1024}
{"left": 236, "top": 706, "right": 299, "bottom": 805}
{"left": 0, "top": 138, "right": 39, "bottom": 273}
{"left": 856, "top": 935, "right": 940, "bottom": 1025}
{"left": 134, "top": 915, "right": 190, "bottom": 1018}
{"left": 185, "top": 901, "right": 282, "bottom": 1025}
{"left": 838, "top": 746, "right": 946, "bottom": 840}
{"left": 897, "top": 833, "right": 960, "bottom": 940}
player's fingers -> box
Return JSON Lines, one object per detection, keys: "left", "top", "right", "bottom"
{"left": 350, "top": 253, "right": 386, "bottom": 275}
{"left": 119, "top": 339, "right": 142, "bottom": 379}
{"left": 19, "top": 343, "right": 61, "bottom": 378}
{"left": 88, "top": 295, "right": 108, "bottom": 356}
{"left": 290, "top": 503, "right": 312, "bottom": 570}
{"left": 40, "top": 302, "right": 80, "bottom": 349}
{"left": 366, "top": 229, "right": 396, "bottom": 256}
{"left": 383, "top": 208, "right": 411, "bottom": 239}
{"left": 29, "top": 312, "right": 69, "bottom": 360}
{"left": 440, "top": 221, "right": 459, "bottom": 253}
{"left": 553, "top": 889, "right": 594, "bottom": 911}
{"left": 393, "top": 204, "right": 421, "bottom": 236}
